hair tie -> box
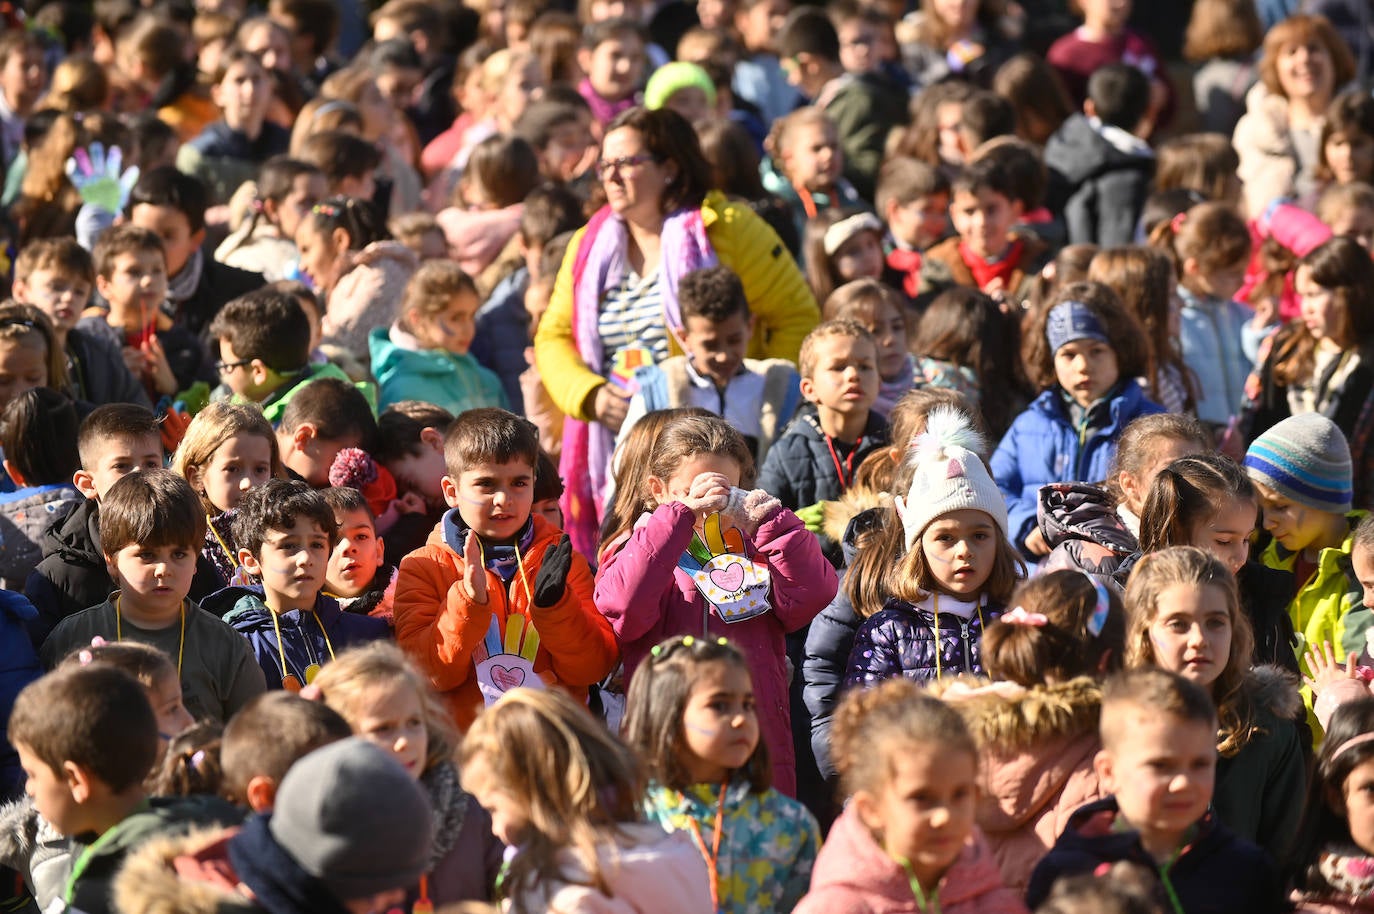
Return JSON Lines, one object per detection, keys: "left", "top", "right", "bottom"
{"left": 1087, "top": 580, "right": 1112, "bottom": 638}
{"left": 1331, "top": 731, "right": 1374, "bottom": 763}
{"left": 250, "top": 198, "right": 265, "bottom": 214}
{"left": 187, "top": 749, "right": 206, "bottom": 772}
{"left": 1001, "top": 607, "right": 1048, "bottom": 627}
{"left": 77, "top": 650, "right": 93, "bottom": 665}
{"left": 1170, "top": 211, "right": 1187, "bottom": 234}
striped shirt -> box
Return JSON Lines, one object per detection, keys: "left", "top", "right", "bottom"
{"left": 598, "top": 269, "right": 669, "bottom": 377}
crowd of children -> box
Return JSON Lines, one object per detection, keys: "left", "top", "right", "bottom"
{"left": 5, "top": 0, "right": 1374, "bottom": 911}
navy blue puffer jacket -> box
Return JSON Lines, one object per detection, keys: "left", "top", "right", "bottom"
{"left": 844, "top": 596, "right": 1004, "bottom": 687}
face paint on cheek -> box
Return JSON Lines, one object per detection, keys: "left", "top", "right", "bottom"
{"left": 685, "top": 723, "right": 719, "bottom": 738}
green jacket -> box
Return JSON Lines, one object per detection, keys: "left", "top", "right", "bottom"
{"left": 249, "top": 361, "right": 377, "bottom": 426}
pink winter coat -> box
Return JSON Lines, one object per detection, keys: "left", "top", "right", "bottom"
{"left": 320, "top": 241, "right": 418, "bottom": 362}
{"left": 595, "top": 502, "right": 837, "bottom": 797}
{"left": 795, "top": 807, "right": 1028, "bottom": 914}
{"left": 932, "top": 677, "right": 1105, "bottom": 895}
{"left": 435, "top": 204, "right": 522, "bottom": 279}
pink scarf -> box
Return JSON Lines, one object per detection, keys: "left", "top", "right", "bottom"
{"left": 560, "top": 203, "right": 717, "bottom": 559}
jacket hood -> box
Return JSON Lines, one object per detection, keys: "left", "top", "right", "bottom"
{"left": 343, "top": 241, "right": 418, "bottom": 276}
{"left": 1046, "top": 114, "right": 1152, "bottom": 184}
{"left": 810, "top": 806, "right": 1010, "bottom": 908}
{"left": 822, "top": 490, "right": 889, "bottom": 549}
{"left": 40, "top": 496, "right": 101, "bottom": 567}
{"left": 216, "top": 587, "right": 345, "bottom": 633}
{"left": 1246, "top": 663, "right": 1304, "bottom": 722}
{"left": 370, "top": 327, "right": 487, "bottom": 380}
{"left": 0, "top": 796, "right": 39, "bottom": 870}
{"left": 113, "top": 826, "right": 259, "bottom": 914}
{"left": 1038, "top": 483, "right": 1136, "bottom": 554}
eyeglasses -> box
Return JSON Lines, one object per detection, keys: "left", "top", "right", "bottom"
{"left": 215, "top": 358, "right": 252, "bottom": 375}
{"left": 595, "top": 154, "right": 659, "bottom": 180}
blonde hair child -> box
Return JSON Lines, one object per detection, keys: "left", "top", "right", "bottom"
{"left": 624, "top": 635, "right": 820, "bottom": 914}
{"left": 765, "top": 107, "right": 858, "bottom": 238}
{"left": 794, "top": 678, "right": 1023, "bottom": 914}
{"left": 824, "top": 278, "right": 915, "bottom": 417}
{"left": 1123, "top": 546, "right": 1305, "bottom": 861}
{"left": 311, "top": 642, "right": 503, "bottom": 908}
{"left": 172, "top": 401, "right": 281, "bottom": 594}
{"left": 461, "top": 688, "right": 713, "bottom": 914}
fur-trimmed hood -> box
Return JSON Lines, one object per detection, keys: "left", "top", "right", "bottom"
{"left": 1245, "top": 664, "right": 1304, "bottom": 723}
{"left": 114, "top": 826, "right": 261, "bottom": 914}
{"left": 933, "top": 676, "right": 1102, "bottom": 750}
{"left": 0, "top": 796, "right": 73, "bottom": 911}
{"left": 821, "top": 488, "right": 888, "bottom": 550}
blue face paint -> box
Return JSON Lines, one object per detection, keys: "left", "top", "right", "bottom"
{"left": 685, "top": 723, "right": 719, "bottom": 738}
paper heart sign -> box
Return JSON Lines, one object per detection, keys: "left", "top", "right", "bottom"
{"left": 677, "top": 512, "right": 771, "bottom": 624}
{"left": 473, "top": 614, "right": 544, "bottom": 706}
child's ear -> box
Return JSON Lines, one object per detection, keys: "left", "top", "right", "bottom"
{"left": 292, "top": 422, "right": 318, "bottom": 454}
{"left": 440, "top": 474, "right": 461, "bottom": 508}
{"left": 190, "top": 227, "right": 207, "bottom": 251}
{"left": 104, "top": 552, "right": 119, "bottom": 581}
{"left": 330, "top": 227, "right": 350, "bottom": 256}
{"left": 1009, "top": 198, "right": 1024, "bottom": 220}
{"left": 1092, "top": 748, "right": 1116, "bottom": 792}
{"left": 2, "top": 459, "right": 26, "bottom": 489}
{"left": 94, "top": 274, "right": 113, "bottom": 301}
{"left": 183, "top": 463, "right": 203, "bottom": 493}
{"left": 63, "top": 760, "right": 93, "bottom": 802}
{"left": 420, "top": 426, "right": 444, "bottom": 450}
{"left": 245, "top": 774, "right": 277, "bottom": 813}
{"left": 238, "top": 547, "right": 260, "bottom": 575}
{"left": 1182, "top": 256, "right": 1200, "bottom": 277}
{"left": 1083, "top": 98, "right": 1097, "bottom": 119}
{"left": 73, "top": 469, "right": 98, "bottom": 500}
{"left": 646, "top": 474, "right": 670, "bottom": 506}
{"left": 576, "top": 46, "right": 593, "bottom": 76}
{"left": 851, "top": 788, "right": 884, "bottom": 834}
{"left": 799, "top": 376, "right": 818, "bottom": 404}
{"left": 248, "top": 359, "right": 272, "bottom": 388}
{"left": 10, "top": 278, "right": 28, "bottom": 302}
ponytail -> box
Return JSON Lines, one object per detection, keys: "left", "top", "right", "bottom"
{"left": 1138, "top": 454, "right": 1255, "bottom": 554}
{"left": 982, "top": 570, "right": 1125, "bottom": 686}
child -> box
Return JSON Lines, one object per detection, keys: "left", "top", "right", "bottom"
{"left": 1045, "top": 63, "right": 1156, "bottom": 248}
{"left": 1245, "top": 414, "right": 1369, "bottom": 711}
{"left": 218, "top": 690, "right": 352, "bottom": 811}
{"left": 1290, "top": 699, "right": 1374, "bottom": 911}
{"left": 644, "top": 60, "right": 717, "bottom": 126}
{"left": 369, "top": 259, "right": 509, "bottom": 414}
{"left": 1045, "top": 0, "right": 1172, "bottom": 124}
{"left": 1148, "top": 201, "right": 1256, "bottom": 430}
{"left": 935, "top": 571, "right": 1125, "bottom": 895}
{"left": 1320, "top": 181, "right": 1374, "bottom": 252}
{"left": 25, "top": 403, "right": 164, "bottom": 644}
{"left": 8, "top": 665, "right": 239, "bottom": 914}
{"left": 462, "top": 688, "right": 712, "bottom": 913}
{"left": 0, "top": 389, "right": 82, "bottom": 591}
{"left": 1040, "top": 414, "right": 1208, "bottom": 590}
{"left": 992, "top": 283, "right": 1163, "bottom": 559}
{"left": 918, "top": 156, "right": 1052, "bottom": 310}
{"left": 625, "top": 635, "right": 820, "bottom": 914}
{"left": 275, "top": 377, "right": 378, "bottom": 488}
{"left": 845, "top": 409, "right": 1022, "bottom": 684}
{"left": 796, "top": 678, "right": 1026, "bottom": 914}
{"left": 775, "top": 7, "right": 907, "bottom": 202}
{"left": 596, "top": 414, "right": 835, "bottom": 796}
{"left": 803, "top": 210, "right": 887, "bottom": 307}
{"left": 214, "top": 157, "right": 327, "bottom": 281}
{"left": 1123, "top": 546, "right": 1305, "bottom": 862}
{"left": 1139, "top": 454, "right": 1301, "bottom": 672}
{"left": 436, "top": 134, "right": 541, "bottom": 292}
{"left": 1025, "top": 669, "right": 1282, "bottom": 912}
{"left": 373, "top": 401, "right": 454, "bottom": 557}
{"left": 312, "top": 642, "right": 504, "bottom": 905}
{"left": 208, "top": 478, "right": 388, "bottom": 688}
{"left": 390, "top": 212, "right": 448, "bottom": 261}
{"left": 118, "top": 16, "right": 218, "bottom": 143}
{"left": 114, "top": 738, "right": 433, "bottom": 914}
{"left": 731, "top": 0, "right": 798, "bottom": 126}
{"left": 757, "top": 320, "right": 889, "bottom": 512}
{"left": 176, "top": 49, "right": 291, "bottom": 206}
{"left": 321, "top": 487, "right": 390, "bottom": 616}
{"left": 0, "top": 301, "right": 64, "bottom": 423}
{"left": 11, "top": 238, "right": 149, "bottom": 408}
{"left": 577, "top": 19, "right": 647, "bottom": 132}
{"left": 1317, "top": 91, "right": 1374, "bottom": 192}
{"left": 41, "top": 470, "right": 268, "bottom": 723}
{"left": 761, "top": 108, "right": 861, "bottom": 243}
{"left": 207, "top": 287, "right": 358, "bottom": 426}
{"left": 392, "top": 408, "right": 617, "bottom": 729}
{"left": 823, "top": 279, "right": 915, "bottom": 419}
{"left": 876, "top": 156, "right": 950, "bottom": 299}
{"left": 618, "top": 265, "right": 803, "bottom": 466}
{"left": 295, "top": 195, "right": 418, "bottom": 362}
{"left": 171, "top": 402, "right": 282, "bottom": 597}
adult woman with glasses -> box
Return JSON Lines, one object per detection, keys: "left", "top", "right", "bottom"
{"left": 534, "top": 106, "right": 818, "bottom": 557}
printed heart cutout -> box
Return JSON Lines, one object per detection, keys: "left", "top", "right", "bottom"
{"left": 490, "top": 664, "right": 526, "bottom": 691}
{"left": 709, "top": 561, "right": 746, "bottom": 592}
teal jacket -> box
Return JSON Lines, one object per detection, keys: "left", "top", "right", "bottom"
{"left": 369, "top": 327, "right": 508, "bottom": 414}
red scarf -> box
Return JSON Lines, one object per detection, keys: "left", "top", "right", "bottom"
{"left": 961, "top": 238, "right": 1024, "bottom": 293}
{"left": 887, "top": 247, "right": 922, "bottom": 298}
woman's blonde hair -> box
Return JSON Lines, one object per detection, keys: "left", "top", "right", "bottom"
{"left": 1182, "top": 0, "right": 1262, "bottom": 62}
{"left": 311, "top": 641, "right": 457, "bottom": 774}
{"left": 460, "top": 689, "right": 644, "bottom": 913}
{"left": 1123, "top": 546, "right": 1257, "bottom": 756}
{"left": 172, "top": 402, "right": 282, "bottom": 514}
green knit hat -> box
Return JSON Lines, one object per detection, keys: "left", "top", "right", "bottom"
{"left": 644, "top": 62, "right": 717, "bottom": 111}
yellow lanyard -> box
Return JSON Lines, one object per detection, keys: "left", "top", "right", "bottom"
{"left": 206, "top": 514, "right": 240, "bottom": 569}
{"left": 270, "top": 607, "right": 336, "bottom": 689}
{"left": 931, "top": 593, "right": 985, "bottom": 680}
{"left": 115, "top": 593, "right": 184, "bottom": 675}
{"left": 476, "top": 536, "right": 534, "bottom": 605}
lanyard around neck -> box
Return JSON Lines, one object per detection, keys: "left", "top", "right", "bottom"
{"left": 115, "top": 593, "right": 185, "bottom": 675}
{"left": 684, "top": 780, "right": 729, "bottom": 911}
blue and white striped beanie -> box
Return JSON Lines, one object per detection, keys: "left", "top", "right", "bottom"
{"left": 1243, "top": 414, "right": 1353, "bottom": 514}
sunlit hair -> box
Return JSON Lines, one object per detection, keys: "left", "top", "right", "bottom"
{"left": 1138, "top": 454, "right": 1257, "bottom": 554}
{"left": 1021, "top": 282, "right": 1147, "bottom": 392}
{"left": 1102, "top": 408, "right": 1209, "bottom": 510}
{"left": 640, "top": 414, "right": 754, "bottom": 517}
{"left": 598, "top": 407, "right": 714, "bottom": 556}
{"left": 172, "top": 401, "right": 282, "bottom": 514}
{"left": 1271, "top": 236, "right": 1374, "bottom": 387}
{"left": 984, "top": 570, "right": 1125, "bottom": 686}
{"left": 1257, "top": 14, "right": 1354, "bottom": 100}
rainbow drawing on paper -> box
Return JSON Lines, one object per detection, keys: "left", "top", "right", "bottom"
{"left": 676, "top": 513, "right": 772, "bottom": 624}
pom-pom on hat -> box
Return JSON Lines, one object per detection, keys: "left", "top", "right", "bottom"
{"left": 896, "top": 407, "right": 1007, "bottom": 549}
{"left": 1244, "top": 413, "right": 1353, "bottom": 514}
{"left": 329, "top": 447, "right": 398, "bottom": 518}
{"left": 644, "top": 62, "right": 717, "bottom": 111}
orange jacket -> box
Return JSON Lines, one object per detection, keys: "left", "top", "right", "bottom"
{"left": 393, "top": 514, "right": 617, "bottom": 729}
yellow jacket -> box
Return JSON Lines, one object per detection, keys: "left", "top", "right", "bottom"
{"left": 533, "top": 191, "right": 819, "bottom": 422}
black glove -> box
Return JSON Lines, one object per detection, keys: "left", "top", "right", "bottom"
{"left": 532, "top": 534, "right": 573, "bottom": 607}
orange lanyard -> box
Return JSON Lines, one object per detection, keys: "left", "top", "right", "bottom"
{"left": 685, "top": 781, "right": 729, "bottom": 911}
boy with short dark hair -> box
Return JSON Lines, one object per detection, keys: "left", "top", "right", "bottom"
{"left": 620, "top": 266, "right": 802, "bottom": 465}
{"left": 393, "top": 408, "right": 616, "bottom": 729}
{"left": 208, "top": 287, "right": 358, "bottom": 425}
{"left": 276, "top": 377, "right": 379, "bottom": 487}
{"left": 322, "top": 486, "right": 390, "bottom": 617}
{"left": 25, "top": 404, "right": 165, "bottom": 644}
{"left": 8, "top": 665, "right": 239, "bottom": 914}
{"left": 297, "top": 129, "right": 382, "bottom": 201}
{"left": 207, "top": 478, "right": 388, "bottom": 688}
{"left": 776, "top": 5, "right": 906, "bottom": 201}
{"left": 41, "top": 470, "right": 267, "bottom": 722}
{"left": 12, "top": 238, "right": 149, "bottom": 408}
{"left": 219, "top": 690, "right": 352, "bottom": 810}
{"left": 1026, "top": 669, "right": 1282, "bottom": 913}
{"left": 1045, "top": 62, "right": 1156, "bottom": 247}
{"left": 373, "top": 401, "right": 454, "bottom": 565}
{"left": 757, "top": 318, "right": 888, "bottom": 512}
{"left": 917, "top": 155, "right": 1051, "bottom": 308}
{"left": 875, "top": 157, "right": 950, "bottom": 298}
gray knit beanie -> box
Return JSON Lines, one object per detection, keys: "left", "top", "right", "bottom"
{"left": 1243, "top": 413, "right": 1353, "bottom": 514}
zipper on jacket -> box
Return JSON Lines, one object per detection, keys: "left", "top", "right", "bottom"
{"left": 960, "top": 619, "right": 972, "bottom": 672}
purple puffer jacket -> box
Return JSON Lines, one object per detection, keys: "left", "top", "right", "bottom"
{"left": 844, "top": 596, "right": 1004, "bottom": 687}
{"left": 595, "top": 501, "right": 838, "bottom": 797}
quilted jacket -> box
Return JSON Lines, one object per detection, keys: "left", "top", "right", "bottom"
{"left": 844, "top": 594, "right": 1005, "bottom": 687}
{"left": 755, "top": 407, "right": 890, "bottom": 512}
{"left": 1037, "top": 482, "right": 1139, "bottom": 591}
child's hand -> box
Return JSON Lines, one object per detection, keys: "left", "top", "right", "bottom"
{"left": 680, "top": 472, "right": 731, "bottom": 515}
{"left": 1304, "top": 640, "right": 1358, "bottom": 695}
{"left": 1024, "top": 527, "right": 1050, "bottom": 556}
{"left": 592, "top": 383, "right": 632, "bottom": 433}
{"left": 531, "top": 534, "right": 572, "bottom": 608}
{"left": 143, "top": 335, "right": 177, "bottom": 396}
{"left": 462, "top": 530, "right": 489, "bottom": 605}
{"left": 741, "top": 489, "right": 782, "bottom": 537}
{"left": 795, "top": 501, "right": 826, "bottom": 536}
